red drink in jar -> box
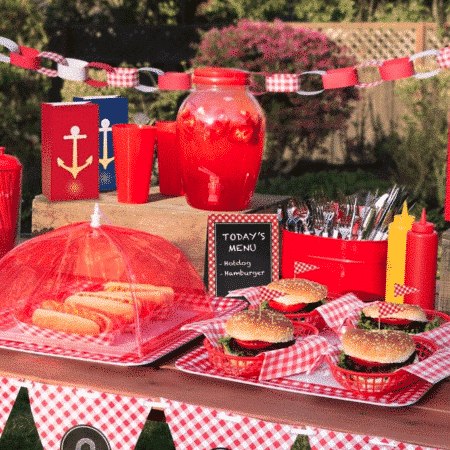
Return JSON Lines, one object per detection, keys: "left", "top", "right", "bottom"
{"left": 177, "top": 67, "right": 266, "bottom": 211}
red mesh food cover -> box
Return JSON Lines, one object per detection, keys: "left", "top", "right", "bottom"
{"left": 0, "top": 207, "right": 206, "bottom": 355}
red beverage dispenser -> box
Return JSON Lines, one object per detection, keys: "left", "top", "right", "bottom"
{"left": 0, "top": 147, "right": 22, "bottom": 258}
{"left": 176, "top": 67, "right": 266, "bottom": 211}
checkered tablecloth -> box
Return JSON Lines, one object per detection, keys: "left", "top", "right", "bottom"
{"left": 309, "top": 427, "right": 443, "bottom": 450}
{"left": 28, "top": 381, "right": 151, "bottom": 450}
{"left": 163, "top": 398, "right": 307, "bottom": 450}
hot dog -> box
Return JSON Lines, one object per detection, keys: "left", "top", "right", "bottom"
{"left": 31, "top": 301, "right": 116, "bottom": 335}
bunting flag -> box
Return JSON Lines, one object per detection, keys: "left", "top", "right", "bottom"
{"left": 294, "top": 261, "right": 321, "bottom": 275}
{"left": 394, "top": 283, "right": 420, "bottom": 297}
{"left": 378, "top": 301, "right": 407, "bottom": 317}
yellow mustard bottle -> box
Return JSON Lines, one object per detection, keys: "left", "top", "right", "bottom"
{"left": 385, "top": 202, "right": 415, "bottom": 303}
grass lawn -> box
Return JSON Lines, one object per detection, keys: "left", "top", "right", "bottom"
{"left": 0, "top": 388, "right": 311, "bottom": 450}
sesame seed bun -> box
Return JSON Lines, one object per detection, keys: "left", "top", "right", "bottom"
{"left": 266, "top": 278, "right": 327, "bottom": 304}
{"left": 362, "top": 303, "right": 427, "bottom": 322}
{"left": 342, "top": 328, "right": 415, "bottom": 364}
{"left": 224, "top": 309, "right": 294, "bottom": 343}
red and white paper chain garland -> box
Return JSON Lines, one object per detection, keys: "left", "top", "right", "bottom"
{"left": 1, "top": 35, "right": 450, "bottom": 94}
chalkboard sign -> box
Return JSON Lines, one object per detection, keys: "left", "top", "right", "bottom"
{"left": 207, "top": 214, "right": 279, "bottom": 297}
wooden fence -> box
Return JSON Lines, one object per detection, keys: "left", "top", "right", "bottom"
{"left": 287, "top": 22, "right": 450, "bottom": 63}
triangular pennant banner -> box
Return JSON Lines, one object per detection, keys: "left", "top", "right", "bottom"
{"left": 294, "top": 261, "right": 320, "bottom": 275}
{"left": 378, "top": 302, "right": 407, "bottom": 317}
{"left": 394, "top": 283, "right": 419, "bottom": 297}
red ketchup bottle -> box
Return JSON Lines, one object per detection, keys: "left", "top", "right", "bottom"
{"left": 404, "top": 209, "right": 438, "bottom": 309}
{"left": 176, "top": 67, "right": 265, "bottom": 211}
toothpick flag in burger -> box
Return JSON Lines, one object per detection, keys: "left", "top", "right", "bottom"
{"left": 356, "top": 302, "right": 440, "bottom": 334}
{"left": 218, "top": 309, "right": 295, "bottom": 357}
{"left": 263, "top": 278, "right": 328, "bottom": 314}
{"left": 338, "top": 328, "right": 416, "bottom": 373}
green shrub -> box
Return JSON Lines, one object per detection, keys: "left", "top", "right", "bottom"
{"left": 256, "top": 168, "right": 393, "bottom": 200}
{"left": 191, "top": 19, "right": 359, "bottom": 175}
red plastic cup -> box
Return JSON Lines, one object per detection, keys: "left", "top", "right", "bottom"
{"left": 156, "top": 121, "right": 184, "bottom": 196}
{"left": 112, "top": 124, "right": 156, "bottom": 204}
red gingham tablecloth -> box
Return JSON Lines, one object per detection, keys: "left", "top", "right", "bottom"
{"left": 28, "top": 381, "right": 151, "bottom": 450}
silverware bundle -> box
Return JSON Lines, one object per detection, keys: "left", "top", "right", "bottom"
{"left": 278, "top": 185, "right": 411, "bottom": 241}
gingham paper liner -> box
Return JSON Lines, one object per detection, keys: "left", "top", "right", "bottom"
{"left": 0, "top": 294, "right": 247, "bottom": 366}
{"left": 163, "top": 399, "right": 302, "bottom": 450}
{"left": 29, "top": 381, "right": 151, "bottom": 450}
{"left": 175, "top": 343, "right": 432, "bottom": 407}
{"left": 0, "top": 377, "right": 23, "bottom": 436}
{"left": 309, "top": 427, "right": 442, "bottom": 450}
{"left": 227, "top": 285, "right": 293, "bottom": 307}
{"left": 181, "top": 315, "right": 328, "bottom": 381}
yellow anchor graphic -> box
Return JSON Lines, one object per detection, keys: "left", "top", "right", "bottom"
{"left": 99, "top": 118, "right": 114, "bottom": 170}
{"left": 58, "top": 126, "right": 93, "bottom": 179}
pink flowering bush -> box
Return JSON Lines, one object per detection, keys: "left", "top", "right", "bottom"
{"left": 191, "top": 20, "right": 359, "bottom": 173}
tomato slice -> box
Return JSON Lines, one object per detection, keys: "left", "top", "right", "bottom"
{"left": 378, "top": 317, "right": 411, "bottom": 325}
{"left": 234, "top": 339, "right": 272, "bottom": 349}
{"left": 268, "top": 299, "right": 307, "bottom": 313}
{"left": 348, "top": 355, "right": 391, "bottom": 369}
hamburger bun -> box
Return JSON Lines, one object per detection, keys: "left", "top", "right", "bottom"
{"left": 362, "top": 303, "right": 427, "bottom": 322}
{"left": 342, "top": 328, "right": 415, "bottom": 364}
{"left": 224, "top": 309, "right": 294, "bottom": 343}
{"left": 266, "top": 278, "right": 327, "bottom": 304}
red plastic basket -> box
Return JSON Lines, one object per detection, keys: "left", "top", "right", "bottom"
{"left": 205, "top": 322, "right": 319, "bottom": 378}
{"left": 326, "top": 336, "right": 437, "bottom": 396}
{"left": 285, "top": 309, "right": 327, "bottom": 331}
{"left": 424, "top": 309, "right": 450, "bottom": 327}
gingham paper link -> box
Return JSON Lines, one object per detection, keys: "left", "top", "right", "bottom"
{"left": 163, "top": 398, "right": 306, "bottom": 450}
{"left": 181, "top": 315, "right": 329, "bottom": 381}
{"left": 266, "top": 73, "right": 299, "bottom": 92}
{"left": 107, "top": 67, "right": 139, "bottom": 88}
{"left": 29, "top": 381, "right": 151, "bottom": 450}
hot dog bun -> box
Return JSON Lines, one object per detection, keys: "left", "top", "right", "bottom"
{"left": 31, "top": 309, "right": 102, "bottom": 335}
{"left": 103, "top": 281, "right": 174, "bottom": 299}
{"left": 65, "top": 293, "right": 135, "bottom": 324}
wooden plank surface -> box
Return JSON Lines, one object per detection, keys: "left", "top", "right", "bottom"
{"left": 0, "top": 344, "right": 449, "bottom": 449}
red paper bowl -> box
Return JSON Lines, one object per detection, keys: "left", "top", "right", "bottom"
{"left": 325, "top": 336, "right": 437, "bottom": 396}
{"left": 205, "top": 322, "right": 319, "bottom": 378}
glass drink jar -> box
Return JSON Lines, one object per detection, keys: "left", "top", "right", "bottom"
{"left": 176, "top": 67, "right": 266, "bottom": 211}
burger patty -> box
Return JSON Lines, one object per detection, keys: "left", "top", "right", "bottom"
{"left": 357, "top": 312, "right": 439, "bottom": 334}
{"left": 338, "top": 350, "right": 416, "bottom": 373}
{"left": 218, "top": 336, "right": 295, "bottom": 357}
{"left": 262, "top": 300, "right": 324, "bottom": 314}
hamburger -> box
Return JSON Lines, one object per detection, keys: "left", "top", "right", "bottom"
{"left": 263, "top": 278, "right": 327, "bottom": 314}
{"left": 218, "top": 309, "right": 295, "bottom": 357}
{"left": 357, "top": 303, "right": 439, "bottom": 334}
{"left": 338, "top": 328, "right": 416, "bottom": 373}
